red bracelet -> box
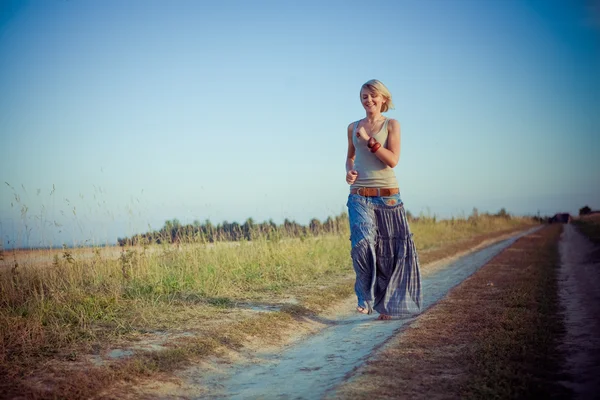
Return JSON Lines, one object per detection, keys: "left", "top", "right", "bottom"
{"left": 367, "top": 137, "right": 376, "bottom": 148}
{"left": 370, "top": 143, "right": 381, "bottom": 153}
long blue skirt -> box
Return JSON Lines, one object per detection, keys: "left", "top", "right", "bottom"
{"left": 347, "top": 193, "right": 422, "bottom": 317}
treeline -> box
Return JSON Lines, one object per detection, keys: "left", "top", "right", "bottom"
{"left": 117, "top": 213, "right": 350, "bottom": 246}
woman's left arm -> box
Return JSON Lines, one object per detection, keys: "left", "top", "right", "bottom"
{"left": 373, "top": 119, "right": 401, "bottom": 168}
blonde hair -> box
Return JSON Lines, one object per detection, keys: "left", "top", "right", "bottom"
{"left": 361, "top": 79, "right": 395, "bottom": 112}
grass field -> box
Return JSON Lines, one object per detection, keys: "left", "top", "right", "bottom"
{"left": 0, "top": 213, "right": 536, "bottom": 398}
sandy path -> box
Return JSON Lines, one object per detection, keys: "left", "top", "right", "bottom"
{"left": 157, "top": 227, "right": 541, "bottom": 399}
{"left": 558, "top": 224, "right": 600, "bottom": 398}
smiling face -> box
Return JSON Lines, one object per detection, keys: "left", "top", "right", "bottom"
{"left": 360, "top": 87, "right": 387, "bottom": 113}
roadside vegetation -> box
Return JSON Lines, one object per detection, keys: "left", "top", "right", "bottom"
{"left": 573, "top": 213, "right": 600, "bottom": 245}
{"left": 1, "top": 209, "right": 536, "bottom": 398}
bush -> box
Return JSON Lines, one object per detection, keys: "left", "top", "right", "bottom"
{"left": 579, "top": 205, "right": 592, "bottom": 216}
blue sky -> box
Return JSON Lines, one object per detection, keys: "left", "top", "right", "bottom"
{"left": 1, "top": 0, "right": 599, "bottom": 248}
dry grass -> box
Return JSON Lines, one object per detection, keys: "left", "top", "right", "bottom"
{"left": 0, "top": 214, "right": 537, "bottom": 398}
{"left": 332, "top": 224, "right": 569, "bottom": 400}
{"left": 574, "top": 214, "right": 600, "bottom": 245}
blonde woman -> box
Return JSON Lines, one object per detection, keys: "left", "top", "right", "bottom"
{"left": 345, "top": 79, "right": 421, "bottom": 320}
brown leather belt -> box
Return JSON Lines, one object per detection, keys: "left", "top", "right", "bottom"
{"left": 350, "top": 187, "right": 399, "bottom": 197}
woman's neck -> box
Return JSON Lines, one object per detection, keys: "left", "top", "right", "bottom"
{"left": 364, "top": 111, "right": 384, "bottom": 124}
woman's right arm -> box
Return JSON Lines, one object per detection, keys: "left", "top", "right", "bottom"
{"left": 346, "top": 123, "right": 358, "bottom": 184}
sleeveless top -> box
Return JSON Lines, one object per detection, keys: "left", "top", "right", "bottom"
{"left": 350, "top": 118, "right": 398, "bottom": 189}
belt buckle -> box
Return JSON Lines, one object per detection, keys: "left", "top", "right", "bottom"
{"left": 357, "top": 187, "right": 365, "bottom": 196}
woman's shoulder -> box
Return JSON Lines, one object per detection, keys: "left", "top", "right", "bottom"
{"left": 347, "top": 120, "right": 360, "bottom": 133}
{"left": 347, "top": 119, "right": 361, "bottom": 128}
{"left": 386, "top": 118, "right": 400, "bottom": 131}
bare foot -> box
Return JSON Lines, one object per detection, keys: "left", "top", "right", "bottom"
{"left": 356, "top": 306, "right": 370, "bottom": 315}
{"left": 377, "top": 314, "right": 392, "bottom": 320}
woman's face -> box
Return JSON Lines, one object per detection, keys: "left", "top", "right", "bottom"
{"left": 360, "top": 88, "right": 386, "bottom": 113}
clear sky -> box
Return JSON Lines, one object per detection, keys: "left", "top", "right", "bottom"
{"left": 1, "top": 0, "right": 599, "bottom": 248}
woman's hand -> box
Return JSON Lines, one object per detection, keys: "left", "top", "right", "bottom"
{"left": 346, "top": 169, "right": 358, "bottom": 185}
{"left": 355, "top": 126, "right": 369, "bottom": 142}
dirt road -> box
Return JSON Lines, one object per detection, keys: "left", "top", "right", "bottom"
{"left": 558, "top": 224, "right": 600, "bottom": 399}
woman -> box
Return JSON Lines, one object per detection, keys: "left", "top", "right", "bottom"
{"left": 345, "top": 79, "right": 422, "bottom": 320}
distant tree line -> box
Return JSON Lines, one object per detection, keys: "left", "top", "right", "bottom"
{"left": 117, "top": 212, "right": 350, "bottom": 246}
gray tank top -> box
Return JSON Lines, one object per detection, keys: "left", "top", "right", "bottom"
{"left": 350, "top": 118, "right": 398, "bottom": 189}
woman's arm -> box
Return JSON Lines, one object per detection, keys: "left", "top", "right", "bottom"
{"left": 346, "top": 123, "right": 358, "bottom": 184}
{"left": 373, "top": 119, "right": 400, "bottom": 168}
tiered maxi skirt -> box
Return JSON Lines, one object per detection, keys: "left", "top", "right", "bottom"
{"left": 347, "top": 193, "right": 422, "bottom": 317}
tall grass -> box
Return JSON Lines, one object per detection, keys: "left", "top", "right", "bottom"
{"left": 0, "top": 235, "right": 351, "bottom": 362}
{"left": 0, "top": 212, "right": 536, "bottom": 369}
